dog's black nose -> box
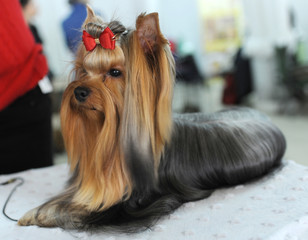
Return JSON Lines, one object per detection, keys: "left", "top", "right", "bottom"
{"left": 74, "top": 87, "right": 91, "bottom": 102}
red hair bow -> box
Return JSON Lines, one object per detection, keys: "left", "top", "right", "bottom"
{"left": 82, "top": 27, "right": 115, "bottom": 51}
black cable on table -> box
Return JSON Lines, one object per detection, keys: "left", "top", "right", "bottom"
{"left": 1, "top": 177, "right": 24, "bottom": 222}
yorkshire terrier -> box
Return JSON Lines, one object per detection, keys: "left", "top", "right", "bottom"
{"left": 18, "top": 7, "right": 286, "bottom": 232}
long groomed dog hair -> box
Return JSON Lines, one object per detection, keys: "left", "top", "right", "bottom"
{"left": 18, "top": 7, "right": 286, "bottom": 232}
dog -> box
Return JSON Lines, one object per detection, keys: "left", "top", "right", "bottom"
{"left": 18, "top": 6, "right": 286, "bottom": 232}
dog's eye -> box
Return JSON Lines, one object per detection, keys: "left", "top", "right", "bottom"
{"left": 109, "top": 69, "right": 122, "bottom": 78}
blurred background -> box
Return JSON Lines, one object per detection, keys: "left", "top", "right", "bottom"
{"left": 31, "top": 0, "right": 308, "bottom": 165}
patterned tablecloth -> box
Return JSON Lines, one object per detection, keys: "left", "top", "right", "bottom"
{"left": 1, "top": 160, "right": 308, "bottom": 240}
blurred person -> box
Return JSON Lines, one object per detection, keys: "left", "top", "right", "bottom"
{"left": 20, "top": 0, "right": 54, "bottom": 80}
{"left": 62, "top": 0, "right": 90, "bottom": 54}
{"left": 0, "top": 0, "right": 53, "bottom": 174}
{"left": 20, "top": 0, "right": 41, "bottom": 42}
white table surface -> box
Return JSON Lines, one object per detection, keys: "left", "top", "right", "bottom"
{"left": 1, "top": 160, "right": 308, "bottom": 240}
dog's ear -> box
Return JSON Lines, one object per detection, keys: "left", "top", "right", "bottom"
{"left": 82, "top": 5, "right": 97, "bottom": 27}
{"left": 136, "top": 13, "right": 167, "bottom": 53}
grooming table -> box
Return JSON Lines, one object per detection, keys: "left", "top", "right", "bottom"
{"left": 1, "top": 160, "right": 308, "bottom": 240}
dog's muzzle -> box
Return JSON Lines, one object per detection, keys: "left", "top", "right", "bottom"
{"left": 74, "top": 86, "right": 91, "bottom": 102}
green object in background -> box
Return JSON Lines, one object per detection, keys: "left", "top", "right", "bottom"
{"left": 178, "top": 39, "right": 195, "bottom": 57}
{"left": 296, "top": 40, "right": 308, "bottom": 66}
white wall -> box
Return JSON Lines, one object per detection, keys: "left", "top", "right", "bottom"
{"left": 158, "top": 0, "right": 204, "bottom": 73}
{"left": 34, "top": 0, "right": 72, "bottom": 78}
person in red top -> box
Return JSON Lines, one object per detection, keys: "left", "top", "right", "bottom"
{"left": 0, "top": 0, "right": 53, "bottom": 173}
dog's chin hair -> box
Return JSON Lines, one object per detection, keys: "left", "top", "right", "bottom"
{"left": 60, "top": 79, "right": 132, "bottom": 212}
{"left": 18, "top": 8, "right": 286, "bottom": 233}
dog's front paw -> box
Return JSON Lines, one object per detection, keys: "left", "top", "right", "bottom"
{"left": 18, "top": 206, "right": 57, "bottom": 228}
{"left": 18, "top": 208, "right": 39, "bottom": 226}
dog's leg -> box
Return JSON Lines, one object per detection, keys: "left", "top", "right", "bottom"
{"left": 18, "top": 186, "right": 88, "bottom": 229}
{"left": 18, "top": 200, "right": 89, "bottom": 229}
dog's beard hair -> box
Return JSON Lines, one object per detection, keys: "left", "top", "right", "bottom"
{"left": 60, "top": 45, "right": 132, "bottom": 211}
{"left": 18, "top": 10, "right": 286, "bottom": 233}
